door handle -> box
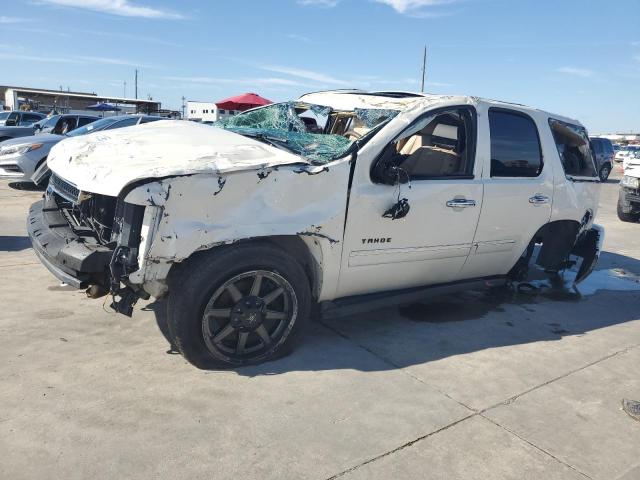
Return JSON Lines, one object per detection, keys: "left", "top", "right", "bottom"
{"left": 529, "top": 194, "right": 550, "bottom": 205}
{"left": 446, "top": 198, "right": 476, "bottom": 208}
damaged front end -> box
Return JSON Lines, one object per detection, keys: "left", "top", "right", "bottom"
{"left": 27, "top": 173, "right": 149, "bottom": 316}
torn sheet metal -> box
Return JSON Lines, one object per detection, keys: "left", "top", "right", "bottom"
{"left": 125, "top": 157, "right": 352, "bottom": 301}
{"left": 46, "top": 120, "right": 306, "bottom": 197}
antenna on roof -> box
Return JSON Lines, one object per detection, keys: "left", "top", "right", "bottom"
{"left": 420, "top": 45, "right": 427, "bottom": 93}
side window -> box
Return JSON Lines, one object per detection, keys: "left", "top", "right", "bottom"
{"left": 592, "top": 140, "right": 603, "bottom": 154}
{"left": 140, "top": 117, "right": 162, "bottom": 124}
{"left": 489, "top": 109, "right": 542, "bottom": 177}
{"left": 604, "top": 141, "right": 614, "bottom": 154}
{"left": 53, "top": 116, "right": 77, "bottom": 134}
{"left": 20, "top": 113, "right": 42, "bottom": 126}
{"left": 78, "top": 117, "right": 95, "bottom": 127}
{"left": 376, "top": 107, "right": 476, "bottom": 181}
{"left": 103, "top": 117, "right": 139, "bottom": 130}
{"left": 548, "top": 118, "right": 598, "bottom": 178}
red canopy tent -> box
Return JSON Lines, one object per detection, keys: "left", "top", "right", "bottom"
{"left": 215, "top": 92, "right": 272, "bottom": 112}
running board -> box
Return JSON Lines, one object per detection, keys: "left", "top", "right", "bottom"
{"left": 320, "top": 276, "right": 507, "bottom": 319}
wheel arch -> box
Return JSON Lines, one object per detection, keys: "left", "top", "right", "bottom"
{"left": 509, "top": 218, "right": 583, "bottom": 278}
{"left": 167, "top": 235, "right": 323, "bottom": 300}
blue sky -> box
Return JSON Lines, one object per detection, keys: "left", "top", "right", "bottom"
{"left": 1, "top": 0, "right": 639, "bottom": 133}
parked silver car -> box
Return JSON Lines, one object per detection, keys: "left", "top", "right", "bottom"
{"left": 0, "top": 115, "right": 162, "bottom": 183}
{"left": 0, "top": 111, "right": 47, "bottom": 142}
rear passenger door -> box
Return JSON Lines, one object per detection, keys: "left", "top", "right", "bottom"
{"left": 461, "top": 106, "right": 554, "bottom": 279}
{"left": 19, "top": 113, "right": 43, "bottom": 126}
{"left": 78, "top": 116, "right": 96, "bottom": 128}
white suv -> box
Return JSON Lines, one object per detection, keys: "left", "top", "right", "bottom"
{"left": 28, "top": 90, "right": 604, "bottom": 368}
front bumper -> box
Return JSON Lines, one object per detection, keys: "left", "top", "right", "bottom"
{"left": 27, "top": 197, "right": 114, "bottom": 289}
{"left": 619, "top": 187, "right": 640, "bottom": 214}
{"left": 0, "top": 162, "right": 26, "bottom": 180}
{"left": 0, "top": 151, "right": 42, "bottom": 181}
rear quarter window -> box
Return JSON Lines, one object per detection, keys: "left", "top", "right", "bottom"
{"left": 549, "top": 119, "right": 597, "bottom": 178}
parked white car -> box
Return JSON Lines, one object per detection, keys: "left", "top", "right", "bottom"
{"left": 28, "top": 90, "right": 604, "bottom": 368}
{"left": 622, "top": 150, "right": 640, "bottom": 172}
{"left": 618, "top": 165, "right": 640, "bottom": 222}
{"left": 615, "top": 146, "right": 640, "bottom": 163}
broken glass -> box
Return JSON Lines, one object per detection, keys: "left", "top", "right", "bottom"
{"left": 354, "top": 108, "right": 398, "bottom": 128}
{"left": 217, "top": 102, "right": 307, "bottom": 132}
{"left": 222, "top": 126, "right": 353, "bottom": 163}
{"left": 215, "top": 102, "right": 399, "bottom": 164}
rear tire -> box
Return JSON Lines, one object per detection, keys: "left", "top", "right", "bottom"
{"left": 167, "top": 243, "right": 311, "bottom": 369}
{"left": 617, "top": 199, "right": 640, "bottom": 222}
{"left": 599, "top": 164, "right": 611, "bottom": 182}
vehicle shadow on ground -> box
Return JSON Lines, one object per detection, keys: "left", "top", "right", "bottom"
{"left": 0, "top": 235, "right": 31, "bottom": 251}
{"left": 8, "top": 182, "right": 45, "bottom": 191}
{"left": 149, "top": 251, "right": 640, "bottom": 375}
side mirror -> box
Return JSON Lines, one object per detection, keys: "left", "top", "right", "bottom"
{"left": 371, "top": 143, "right": 410, "bottom": 186}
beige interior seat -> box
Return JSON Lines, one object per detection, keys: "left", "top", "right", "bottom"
{"left": 400, "top": 141, "right": 461, "bottom": 176}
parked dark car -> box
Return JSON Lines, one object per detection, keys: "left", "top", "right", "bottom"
{"left": 590, "top": 137, "right": 614, "bottom": 181}
{"left": 35, "top": 114, "right": 99, "bottom": 135}
{"left": 0, "top": 110, "right": 45, "bottom": 127}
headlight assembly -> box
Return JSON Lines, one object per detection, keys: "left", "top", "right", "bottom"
{"left": 0, "top": 143, "right": 43, "bottom": 156}
{"left": 621, "top": 175, "right": 640, "bottom": 189}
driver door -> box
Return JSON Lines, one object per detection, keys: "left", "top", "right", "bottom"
{"left": 336, "top": 106, "right": 484, "bottom": 298}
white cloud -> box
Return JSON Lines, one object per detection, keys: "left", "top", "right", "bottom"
{"left": 557, "top": 66, "right": 594, "bottom": 78}
{"left": 75, "top": 55, "right": 153, "bottom": 68}
{"left": 260, "top": 65, "right": 349, "bottom": 85}
{"left": 286, "top": 33, "right": 313, "bottom": 44}
{"left": 0, "top": 52, "right": 150, "bottom": 67}
{"left": 38, "top": 0, "right": 184, "bottom": 19}
{"left": 374, "top": 0, "right": 458, "bottom": 14}
{"left": 0, "top": 52, "right": 83, "bottom": 64}
{"left": 163, "top": 76, "right": 314, "bottom": 88}
{"left": 0, "top": 16, "right": 29, "bottom": 23}
{"left": 297, "top": 0, "right": 340, "bottom": 6}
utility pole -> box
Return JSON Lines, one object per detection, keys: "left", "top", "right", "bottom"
{"left": 123, "top": 81, "right": 127, "bottom": 98}
{"left": 420, "top": 45, "right": 427, "bottom": 93}
{"left": 135, "top": 69, "right": 138, "bottom": 99}
{"left": 181, "top": 96, "right": 186, "bottom": 119}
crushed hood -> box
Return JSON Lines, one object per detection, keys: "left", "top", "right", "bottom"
{"left": 47, "top": 120, "right": 305, "bottom": 196}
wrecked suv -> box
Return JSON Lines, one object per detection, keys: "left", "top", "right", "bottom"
{"left": 28, "top": 90, "right": 604, "bottom": 368}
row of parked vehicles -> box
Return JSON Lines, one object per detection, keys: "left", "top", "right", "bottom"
{"left": 1, "top": 90, "right": 637, "bottom": 368}
{"left": 0, "top": 112, "right": 163, "bottom": 184}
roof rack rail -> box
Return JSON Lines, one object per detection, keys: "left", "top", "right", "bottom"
{"left": 368, "top": 91, "right": 428, "bottom": 98}
{"left": 300, "top": 88, "right": 365, "bottom": 96}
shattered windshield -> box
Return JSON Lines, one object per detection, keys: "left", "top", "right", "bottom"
{"left": 215, "top": 101, "right": 398, "bottom": 164}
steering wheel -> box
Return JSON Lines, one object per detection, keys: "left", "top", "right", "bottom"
{"left": 343, "top": 130, "right": 363, "bottom": 141}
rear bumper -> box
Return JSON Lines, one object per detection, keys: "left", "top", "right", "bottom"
{"left": 573, "top": 224, "right": 604, "bottom": 284}
{"left": 27, "top": 198, "right": 114, "bottom": 289}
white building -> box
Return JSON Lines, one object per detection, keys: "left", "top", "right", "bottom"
{"left": 186, "top": 101, "right": 240, "bottom": 122}
{"left": 597, "top": 133, "right": 640, "bottom": 144}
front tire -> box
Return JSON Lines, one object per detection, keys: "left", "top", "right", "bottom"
{"left": 167, "top": 243, "right": 311, "bottom": 369}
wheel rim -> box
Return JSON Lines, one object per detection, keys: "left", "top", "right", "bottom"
{"left": 201, "top": 270, "right": 298, "bottom": 362}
